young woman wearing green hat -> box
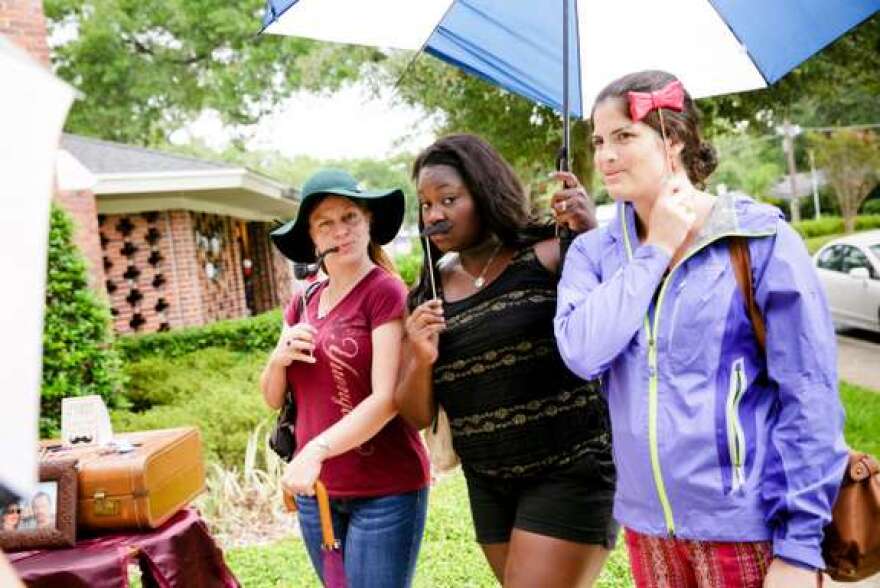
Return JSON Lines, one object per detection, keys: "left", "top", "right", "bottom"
{"left": 260, "top": 169, "right": 430, "bottom": 587}
{"left": 395, "top": 135, "right": 617, "bottom": 587}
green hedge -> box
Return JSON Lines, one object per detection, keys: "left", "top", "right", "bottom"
{"left": 116, "top": 309, "right": 283, "bottom": 362}
{"left": 41, "top": 204, "right": 127, "bottom": 436}
{"left": 792, "top": 215, "right": 880, "bottom": 238}
{"left": 862, "top": 199, "right": 880, "bottom": 215}
{"left": 113, "top": 348, "right": 272, "bottom": 467}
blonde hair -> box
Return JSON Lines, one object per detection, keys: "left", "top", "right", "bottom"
{"left": 369, "top": 242, "right": 397, "bottom": 275}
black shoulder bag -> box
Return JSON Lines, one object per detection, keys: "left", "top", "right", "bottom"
{"left": 269, "top": 281, "right": 321, "bottom": 462}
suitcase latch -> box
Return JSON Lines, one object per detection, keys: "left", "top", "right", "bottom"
{"left": 93, "top": 491, "right": 120, "bottom": 516}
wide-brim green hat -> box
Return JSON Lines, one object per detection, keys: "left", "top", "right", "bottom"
{"left": 270, "top": 168, "right": 405, "bottom": 263}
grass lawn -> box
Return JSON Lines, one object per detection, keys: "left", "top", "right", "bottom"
{"left": 225, "top": 471, "right": 633, "bottom": 588}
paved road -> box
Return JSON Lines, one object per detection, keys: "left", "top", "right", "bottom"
{"left": 837, "top": 328, "right": 880, "bottom": 391}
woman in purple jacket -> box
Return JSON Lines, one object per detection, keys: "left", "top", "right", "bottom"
{"left": 554, "top": 70, "right": 848, "bottom": 588}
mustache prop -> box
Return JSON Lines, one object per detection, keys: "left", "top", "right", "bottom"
{"left": 420, "top": 221, "right": 451, "bottom": 299}
{"left": 289, "top": 246, "right": 339, "bottom": 339}
{"left": 420, "top": 220, "right": 452, "bottom": 238}
{"left": 292, "top": 246, "right": 340, "bottom": 280}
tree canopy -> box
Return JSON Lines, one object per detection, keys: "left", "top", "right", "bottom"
{"left": 45, "top": 0, "right": 379, "bottom": 145}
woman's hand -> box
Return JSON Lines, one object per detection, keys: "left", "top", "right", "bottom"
{"left": 271, "top": 323, "right": 318, "bottom": 368}
{"left": 644, "top": 174, "right": 697, "bottom": 258}
{"left": 406, "top": 299, "right": 445, "bottom": 366}
{"left": 281, "top": 442, "right": 327, "bottom": 497}
{"left": 763, "top": 558, "right": 819, "bottom": 588}
{"left": 549, "top": 171, "right": 597, "bottom": 233}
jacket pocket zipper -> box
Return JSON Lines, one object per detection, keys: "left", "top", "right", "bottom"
{"left": 726, "top": 358, "right": 747, "bottom": 492}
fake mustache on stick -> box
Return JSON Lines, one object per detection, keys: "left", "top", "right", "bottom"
{"left": 420, "top": 220, "right": 452, "bottom": 238}
{"left": 292, "top": 246, "right": 340, "bottom": 280}
{"left": 420, "top": 221, "right": 451, "bottom": 299}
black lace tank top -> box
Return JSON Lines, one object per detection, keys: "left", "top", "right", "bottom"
{"left": 434, "top": 247, "right": 612, "bottom": 479}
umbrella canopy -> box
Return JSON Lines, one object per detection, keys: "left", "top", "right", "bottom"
{"left": 262, "top": 0, "right": 879, "bottom": 116}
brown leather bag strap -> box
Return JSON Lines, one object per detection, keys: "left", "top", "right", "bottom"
{"left": 729, "top": 237, "right": 766, "bottom": 353}
{"left": 315, "top": 480, "right": 338, "bottom": 550}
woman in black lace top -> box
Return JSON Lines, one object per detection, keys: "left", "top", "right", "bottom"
{"left": 394, "top": 134, "right": 617, "bottom": 587}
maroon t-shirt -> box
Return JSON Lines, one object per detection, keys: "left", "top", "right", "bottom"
{"left": 284, "top": 267, "right": 429, "bottom": 498}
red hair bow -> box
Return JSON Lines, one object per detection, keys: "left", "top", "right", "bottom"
{"left": 627, "top": 80, "right": 685, "bottom": 122}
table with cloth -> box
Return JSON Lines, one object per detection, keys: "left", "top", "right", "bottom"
{"left": 6, "top": 508, "right": 239, "bottom": 588}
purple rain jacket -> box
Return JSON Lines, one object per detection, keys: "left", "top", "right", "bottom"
{"left": 554, "top": 193, "right": 848, "bottom": 570}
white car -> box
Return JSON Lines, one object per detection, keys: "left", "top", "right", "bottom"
{"left": 813, "top": 230, "right": 880, "bottom": 333}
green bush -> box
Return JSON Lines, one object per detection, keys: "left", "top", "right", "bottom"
{"left": 792, "top": 215, "right": 880, "bottom": 238}
{"left": 41, "top": 204, "right": 127, "bottom": 436}
{"left": 113, "top": 348, "right": 272, "bottom": 466}
{"left": 395, "top": 247, "right": 424, "bottom": 288}
{"left": 116, "top": 309, "right": 283, "bottom": 362}
{"left": 861, "top": 198, "right": 880, "bottom": 215}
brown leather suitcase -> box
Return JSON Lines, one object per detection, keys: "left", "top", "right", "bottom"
{"left": 44, "top": 427, "right": 206, "bottom": 531}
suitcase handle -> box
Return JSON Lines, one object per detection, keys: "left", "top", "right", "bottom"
{"left": 282, "top": 481, "right": 337, "bottom": 550}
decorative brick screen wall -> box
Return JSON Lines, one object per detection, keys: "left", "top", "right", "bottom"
{"left": 100, "top": 210, "right": 247, "bottom": 334}
{"left": 97, "top": 211, "right": 292, "bottom": 335}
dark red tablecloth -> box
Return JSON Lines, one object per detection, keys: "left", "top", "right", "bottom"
{"left": 6, "top": 508, "right": 239, "bottom": 588}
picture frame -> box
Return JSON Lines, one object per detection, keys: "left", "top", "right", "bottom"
{"left": 0, "top": 459, "right": 77, "bottom": 551}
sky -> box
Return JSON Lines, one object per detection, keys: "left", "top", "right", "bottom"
{"left": 170, "top": 83, "right": 439, "bottom": 161}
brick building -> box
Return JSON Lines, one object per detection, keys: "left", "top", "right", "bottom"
{"left": 0, "top": 0, "right": 50, "bottom": 67}
{"left": 3, "top": 0, "right": 298, "bottom": 335}
{"left": 61, "top": 134, "right": 297, "bottom": 334}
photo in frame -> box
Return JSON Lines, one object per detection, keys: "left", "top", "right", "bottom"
{"left": 0, "top": 459, "right": 77, "bottom": 551}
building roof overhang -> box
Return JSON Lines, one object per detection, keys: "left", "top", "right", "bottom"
{"left": 93, "top": 168, "right": 298, "bottom": 222}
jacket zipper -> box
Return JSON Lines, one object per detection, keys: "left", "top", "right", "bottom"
{"left": 727, "top": 358, "right": 747, "bottom": 492}
{"left": 622, "top": 220, "right": 676, "bottom": 536}
{"left": 620, "top": 213, "right": 772, "bottom": 537}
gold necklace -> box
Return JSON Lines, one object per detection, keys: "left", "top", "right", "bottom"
{"left": 465, "top": 242, "right": 503, "bottom": 289}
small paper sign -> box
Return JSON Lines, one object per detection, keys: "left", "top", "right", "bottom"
{"left": 61, "top": 395, "right": 113, "bottom": 447}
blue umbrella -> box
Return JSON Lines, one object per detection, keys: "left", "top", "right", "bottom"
{"left": 261, "top": 0, "right": 878, "bottom": 168}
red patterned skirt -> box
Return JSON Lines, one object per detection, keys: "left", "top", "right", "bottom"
{"left": 624, "top": 528, "right": 772, "bottom": 588}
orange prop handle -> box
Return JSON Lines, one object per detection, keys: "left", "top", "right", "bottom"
{"left": 282, "top": 481, "right": 337, "bottom": 550}
{"left": 282, "top": 489, "right": 297, "bottom": 512}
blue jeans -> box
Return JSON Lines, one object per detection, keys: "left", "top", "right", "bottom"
{"left": 295, "top": 487, "right": 428, "bottom": 588}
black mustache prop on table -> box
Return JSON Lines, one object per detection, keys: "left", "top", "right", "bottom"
{"left": 420, "top": 221, "right": 451, "bottom": 299}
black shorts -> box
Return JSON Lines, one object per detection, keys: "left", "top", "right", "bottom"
{"left": 463, "top": 452, "right": 618, "bottom": 547}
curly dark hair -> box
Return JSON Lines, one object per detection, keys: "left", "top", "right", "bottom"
{"left": 592, "top": 70, "right": 718, "bottom": 188}
{"left": 408, "top": 133, "right": 554, "bottom": 309}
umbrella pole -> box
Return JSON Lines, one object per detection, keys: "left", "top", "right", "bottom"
{"left": 561, "top": 0, "right": 571, "bottom": 173}
{"left": 557, "top": 0, "right": 573, "bottom": 240}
